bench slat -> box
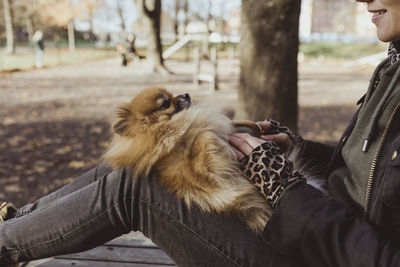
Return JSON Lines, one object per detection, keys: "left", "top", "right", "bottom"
{"left": 26, "top": 258, "right": 175, "bottom": 267}
{"left": 55, "top": 246, "right": 174, "bottom": 265}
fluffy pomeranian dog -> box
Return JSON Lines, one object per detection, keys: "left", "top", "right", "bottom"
{"left": 104, "top": 87, "right": 271, "bottom": 233}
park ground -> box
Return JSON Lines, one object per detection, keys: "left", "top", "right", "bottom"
{"left": 0, "top": 53, "right": 376, "bottom": 207}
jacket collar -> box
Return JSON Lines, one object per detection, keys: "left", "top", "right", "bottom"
{"left": 388, "top": 41, "right": 400, "bottom": 65}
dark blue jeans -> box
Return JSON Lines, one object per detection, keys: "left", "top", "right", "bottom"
{"left": 0, "top": 165, "right": 301, "bottom": 266}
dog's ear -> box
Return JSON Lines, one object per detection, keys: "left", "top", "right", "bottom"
{"left": 112, "top": 105, "right": 131, "bottom": 135}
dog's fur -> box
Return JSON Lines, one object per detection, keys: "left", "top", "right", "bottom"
{"left": 104, "top": 87, "right": 271, "bottom": 233}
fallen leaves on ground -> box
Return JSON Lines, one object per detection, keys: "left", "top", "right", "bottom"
{"left": 0, "top": 119, "right": 110, "bottom": 207}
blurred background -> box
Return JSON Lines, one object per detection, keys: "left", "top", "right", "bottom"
{"left": 0, "top": 0, "right": 386, "bottom": 207}
{"left": 0, "top": 0, "right": 385, "bottom": 71}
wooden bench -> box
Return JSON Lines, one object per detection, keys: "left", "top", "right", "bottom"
{"left": 24, "top": 232, "right": 176, "bottom": 266}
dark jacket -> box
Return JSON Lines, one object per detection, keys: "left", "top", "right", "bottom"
{"left": 262, "top": 62, "right": 400, "bottom": 267}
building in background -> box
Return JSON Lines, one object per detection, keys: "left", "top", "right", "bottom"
{"left": 300, "top": 0, "right": 377, "bottom": 43}
{"left": 135, "top": 1, "right": 377, "bottom": 46}
{"left": 226, "top": 7, "right": 240, "bottom": 36}
{"left": 224, "top": 1, "right": 376, "bottom": 44}
{"left": 354, "top": 3, "right": 377, "bottom": 40}
{"left": 299, "top": 0, "right": 313, "bottom": 41}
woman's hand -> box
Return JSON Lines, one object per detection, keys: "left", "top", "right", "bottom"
{"left": 229, "top": 133, "right": 305, "bottom": 208}
{"left": 229, "top": 133, "right": 265, "bottom": 161}
{"left": 257, "top": 119, "right": 304, "bottom": 154}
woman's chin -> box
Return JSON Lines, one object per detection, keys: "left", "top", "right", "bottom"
{"left": 377, "top": 34, "right": 392, "bottom": 43}
{"left": 376, "top": 30, "right": 400, "bottom": 43}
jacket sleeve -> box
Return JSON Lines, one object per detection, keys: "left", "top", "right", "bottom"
{"left": 262, "top": 183, "right": 400, "bottom": 267}
{"left": 299, "top": 140, "right": 336, "bottom": 172}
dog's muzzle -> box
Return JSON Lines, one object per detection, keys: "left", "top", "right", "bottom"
{"left": 176, "top": 93, "right": 191, "bottom": 110}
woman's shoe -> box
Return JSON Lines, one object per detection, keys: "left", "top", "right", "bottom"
{"left": 0, "top": 202, "right": 16, "bottom": 222}
{"left": 0, "top": 202, "right": 19, "bottom": 266}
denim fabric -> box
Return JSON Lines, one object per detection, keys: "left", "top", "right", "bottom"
{"left": 0, "top": 165, "right": 302, "bottom": 266}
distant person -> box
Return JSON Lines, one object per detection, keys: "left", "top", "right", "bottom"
{"left": 116, "top": 34, "right": 145, "bottom": 67}
{"left": 127, "top": 34, "right": 137, "bottom": 56}
{"left": 32, "top": 31, "right": 44, "bottom": 68}
{"left": 127, "top": 33, "right": 144, "bottom": 60}
{"left": 116, "top": 43, "right": 129, "bottom": 67}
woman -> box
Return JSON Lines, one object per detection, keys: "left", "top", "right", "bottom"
{"left": 231, "top": 0, "right": 400, "bottom": 266}
{"left": 1, "top": 0, "right": 399, "bottom": 266}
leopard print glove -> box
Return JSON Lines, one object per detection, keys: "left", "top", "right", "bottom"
{"left": 240, "top": 141, "right": 306, "bottom": 208}
{"left": 265, "top": 119, "right": 305, "bottom": 152}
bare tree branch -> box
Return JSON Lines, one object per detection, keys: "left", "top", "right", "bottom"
{"left": 3, "top": 0, "right": 15, "bottom": 54}
{"left": 142, "top": 0, "right": 153, "bottom": 17}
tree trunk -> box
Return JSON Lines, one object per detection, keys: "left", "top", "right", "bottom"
{"left": 25, "top": 14, "right": 34, "bottom": 42}
{"left": 173, "top": 0, "right": 179, "bottom": 42}
{"left": 218, "top": 1, "right": 225, "bottom": 38}
{"left": 238, "top": 0, "right": 301, "bottom": 132}
{"left": 182, "top": 0, "right": 189, "bottom": 61}
{"left": 201, "top": 0, "right": 211, "bottom": 57}
{"left": 117, "top": 0, "right": 126, "bottom": 32}
{"left": 136, "top": 0, "right": 167, "bottom": 73}
{"left": 183, "top": 0, "right": 188, "bottom": 34}
{"left": 68, "top": 20, "right": 76, "bottom": 51}
{"left": 3, "top": 0, "right": 15, "bottom": 54}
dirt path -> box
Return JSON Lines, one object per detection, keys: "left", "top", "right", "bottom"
{"left": 0, "top": 56, "right": 374, "bottom": 206}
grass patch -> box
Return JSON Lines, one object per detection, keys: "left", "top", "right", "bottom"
{"left": 0, "top": 47, "right": 118, "bottom": 71}
{"left": 300, "top": 42, "right": 387, "bottom": 59}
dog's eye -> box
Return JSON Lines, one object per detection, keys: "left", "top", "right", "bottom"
{"left": 160, "top": 99, "right": 171, "bottom": 110}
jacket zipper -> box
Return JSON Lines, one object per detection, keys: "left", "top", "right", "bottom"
{"left": 363, "top": 101, "right": 400, "bottom": 219}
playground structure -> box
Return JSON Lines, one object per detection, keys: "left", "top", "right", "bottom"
{"left": 162, "top": 35, "right": 236, "bottom": 91}
{"left": 193, "top": 46, "right": 218, "bottom": 91}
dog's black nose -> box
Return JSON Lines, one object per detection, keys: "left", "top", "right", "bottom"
{"left": 183, "top": 93, "right": 190, "bottom": 101}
